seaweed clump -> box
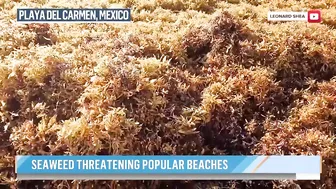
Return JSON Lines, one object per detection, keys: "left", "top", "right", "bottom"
{"left": 1, "top": 0, "right": 336, "bottom": 188}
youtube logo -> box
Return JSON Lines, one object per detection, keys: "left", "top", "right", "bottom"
{"left": 307, "top": 10, "right": 321, "bottom": 23}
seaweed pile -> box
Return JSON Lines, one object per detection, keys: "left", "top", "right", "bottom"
{"left": 1, "top": 0, "right": 336, "bottom": 188}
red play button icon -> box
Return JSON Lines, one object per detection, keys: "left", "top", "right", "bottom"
{"left": 308, "top": 10, "right": 321, "bottom": 23}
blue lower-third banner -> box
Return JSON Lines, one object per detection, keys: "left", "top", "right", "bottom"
{"left": 15, "top": 155, "right": 321, "bottom": 180}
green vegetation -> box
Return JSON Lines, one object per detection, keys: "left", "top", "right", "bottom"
{"left": 1, "top": 0, "right": 336, "bottom": 188}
